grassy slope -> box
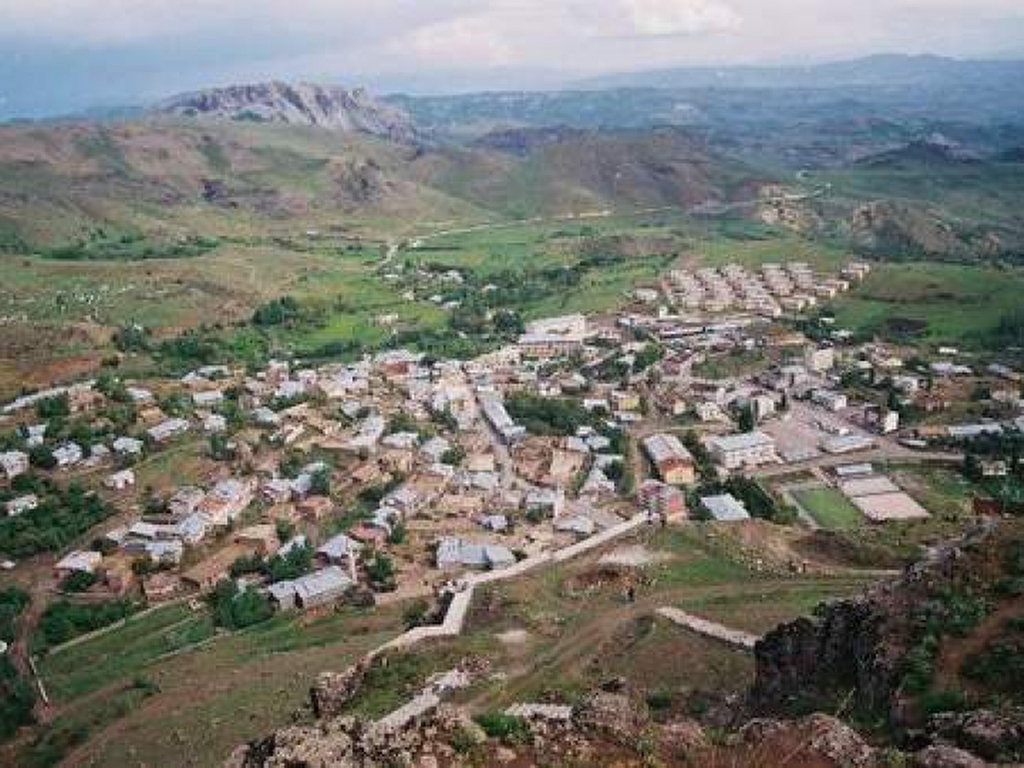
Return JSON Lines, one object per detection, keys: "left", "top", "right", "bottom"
{"left": 25, "top": 601, "right": 407, "bottom": 768}
{"left": 827, "top": 262, "right": 1024, "bottom": 347}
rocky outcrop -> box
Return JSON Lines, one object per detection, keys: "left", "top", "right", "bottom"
{"left": 739, "top": 714, "right": 879, "bottom": 767}
{"left": 157, "top": 82, "right": 416, "bottom": 143}
{"left": 310, "top": 659, "right": 371, "bottom": 719}
{"left": 751, "top": 521, "right": 998, "bottom": 722}
{"left": 927, "top": 708, "right": 1024, "bottom": 763}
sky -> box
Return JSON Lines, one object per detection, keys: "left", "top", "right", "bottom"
{"left": 1, "top": 0, "right": 1024, "bottom": 118}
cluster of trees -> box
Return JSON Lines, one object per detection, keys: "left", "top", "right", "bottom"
{"left": 505, "top": 393, "right": 594, "bottom": 437}
{"left": 42, "top": 232, "right": 219, "bottom": 262}
{"left": 229, "top": 543, "right": 314, "bottom": 584}
{"left": 0, "top": 656, "right": 35, "bottom": 741}
{"left": 988, "top": 307, "right": 1024, "bottom": 350}
{"left": 252, "top": 296, "right": 303, "bottom": 327}
{"left": 0, "top": 587, "right": 29, "bottom": 645}
{"left": 690, "top": 475, "right": 797, "bottom": 525}
{"left": 208, "top": 580, "right": 273, "bottom": 630}
{"left": 34, "top": 599, "right": 137, "bottom": 652}
{"left": 0, "top": 586, "right": 33, "bottom": 741}
{"left": 0, "top": 481, "right": 116, "bottom": 558}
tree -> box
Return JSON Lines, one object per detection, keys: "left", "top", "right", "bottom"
{"left": 209, "top": 579, "right": 273, "bottom": 629}
{"left": 310, "top": 468, "right": 332, "bottom": 497}
{"left": 388, "top": 521, "right": 407, "bottom": 545}
{"left": 28, "top": 445, "right": 56, "bottom": 470}
{"left": 366, "top": 553, "right": 396, "bottom": 591}
{"left": 36, "top": 395, "right": 70, "bottom": 419}
{"left": 963, "top": 450, "right": 983, "bottom": 483}
{"left": 738, "top": 404, "right": 756, "bottom": 433}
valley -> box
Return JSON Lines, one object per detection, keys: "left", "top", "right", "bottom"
{"left": 1, "top": 53, "right": 1024, "bottom": 768}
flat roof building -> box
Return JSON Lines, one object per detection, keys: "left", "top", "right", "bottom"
{"left": 706, "top": 431, "right": 777, "bottom": 470}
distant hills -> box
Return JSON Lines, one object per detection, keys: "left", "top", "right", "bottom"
{"left": 156, "top": 82, "right": 416, "bottom": 143}
{"left": 575, "top": 53, "right": 1024, "bottom": 91}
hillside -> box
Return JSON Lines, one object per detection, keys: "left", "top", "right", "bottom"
{"left": 754, "top": 518, "right": 1024, "bottom": 763}
{"left": 0, "top": 120, "right": 756, "bottom": 251}
{"left": 156, "top": 82, "right": 416, "bottom": 143}
{"left": 233, "top": 521, "right": 1024, "bottom": 767}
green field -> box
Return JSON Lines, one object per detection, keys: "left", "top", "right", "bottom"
{"left": 827, "top": 262, "right": 1024, "bottom": 348}
{"left": 792, "top": 487, "right": 864, "bottom": 530}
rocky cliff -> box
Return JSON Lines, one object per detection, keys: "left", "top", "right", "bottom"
{"left": 157, "top": 82, "right": 416, "bottom": 143}
{"left": 753, "top": 518, "right": 1024, "bottom": 763}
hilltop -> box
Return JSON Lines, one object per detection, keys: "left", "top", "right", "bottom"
{"left": 156, "top": 81, "right": 416, "bottom": 143}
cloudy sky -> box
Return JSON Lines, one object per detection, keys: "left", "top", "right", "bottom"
{"left": 2, "top": 0, "right": 1023, "bottom": 117}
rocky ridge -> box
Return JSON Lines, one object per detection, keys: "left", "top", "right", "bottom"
{"left": 157, "top": 81, "right": 416, "bottom": 143}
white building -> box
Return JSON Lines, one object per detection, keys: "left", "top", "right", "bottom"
{"left": 706, "top": 431, "right": 777, "bottom": 470}
{"left": 812, "top": 389, "right": 848, "bottom": 411}
{"left": 0, "top": 450, "right": 29, "bottom": 481}
{"left": 804, "top": 346, "right": 835, "bottom": 372}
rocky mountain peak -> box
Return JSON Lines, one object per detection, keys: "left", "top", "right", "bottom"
{"left": 156, "top": 81, "right": 416, "bottom": 143}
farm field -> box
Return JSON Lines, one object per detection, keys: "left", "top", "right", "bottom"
{"left": 792, "top": 487, "right": 864, "bottom": 530}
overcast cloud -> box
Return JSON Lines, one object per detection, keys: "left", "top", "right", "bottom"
{"left": 1, "top": 0, "right": 1023, "bottom": 117}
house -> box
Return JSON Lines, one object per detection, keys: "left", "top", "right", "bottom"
{"left": 234, "top": 524, "right": 279, "bottom": 556}
{"left": 0, "top": 450, "right": 28, "bottom": 481}
{"left": 420, "top": 436, "right": 451, "bottom": 463}
{"left": 5, "top": 494, "right": 38, "bottom": 517}
{"left": 113, "top": 436, "right": 144, "bottom": 456}
{"left": 812, "top": 389, "right": 848, "bottom": 411}
{"left": 348, "top": 524, "right": 388, "bottom": 546}
{"left": 192, "top": 390, "right": 224, "bottom": 407}
{"left": 182, "top": 545, "right": 250, "bottom": 590}
{"left": 203, "top": 413, "right": 227, "bottom": 433}
{"left": 104, "top": 469, "right": 135, "bottom": 491}
{"left": 176, "top": 513, "right": 208, "bottom": 545}
{"left": 695, "top": 401, "right": 725, "bottom": 422}
{"left": 53, "top": 442, "right": 84, "bottom": 468}
{"left": 168, "top": 486, "right": 206, "bottom": 519}
{"left": 478, "top": 392, "right": 525, "bottom": 443}
{"left": 345, "top": 414, "right": 386, "bottom": 453}
{"left": 638, "top": 480, "right": 687, "bottom": 522}
{"left": 804, "top": 346, "right": 835, "bottom": 372}
{"left": 382, "top": 431, "right": 419, "bottom": 451}
{"left": 55, "top": 550, "right": 102, "bottom": 577}
{"left": 700, "top": 494, "right": 751, "bottom": 522}
{"left": 880, "top": 410, "right": 900, "bottom": 435}
{"left": 269, "top": 566, "right": 354, "bottom": 611}
{"left": 143, "top": 572, "right": 181, "bottom": 601}
{"left": 297, "top": 496, "right": 334, "bottom": 521}
{"left": 642, "top": 433, "right": 696, "bottom": 486}
{"left": 980, "top": 460, "right": 1009, "bottom": 478}
{"left": 436, "top": 537, "right": 516, "bottom": 570}
{"left": 147, "top": 418, "right": 190, "bottom": 442}
{"left": 525, "top": 487, "right": 561, "bottom": 517}
{"left": 554, "top": 512, "right": 596, "bottom": 536}
{"left": 478, "top": 514, "right": 509, "bottom": 532}
{"left": 706, "top": 431, "right": 777, "bottom": 470}
{"left": 316, "top": 534, "right": 362, "bottom": 573}
{"left": 199, "top": 478, "right": 254, "bottom": 526}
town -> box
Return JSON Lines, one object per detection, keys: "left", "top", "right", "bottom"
{"left": 2, "top": 256, "right": 1022, "bottom": 646}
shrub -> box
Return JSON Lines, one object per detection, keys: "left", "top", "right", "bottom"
{"left": 646, "top": 689, "right": 673, "bottom": 712}
{"left": 473, "top": 712, "right": 529, "bottom": 744}
{"left": 59, "top": 570, "right": 98, "bottom": 593}
{"left": 920, "top": 688, "right": 968, "bottom": 715}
